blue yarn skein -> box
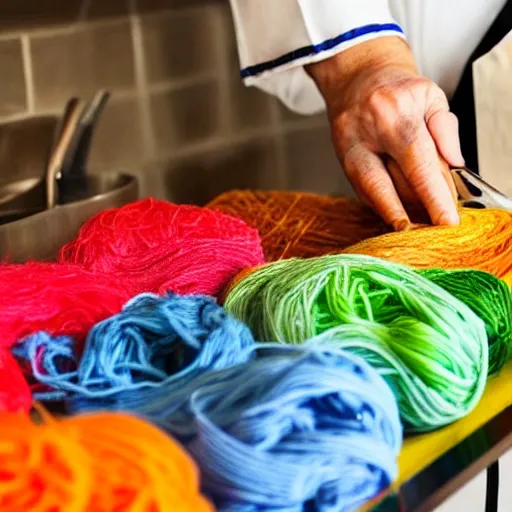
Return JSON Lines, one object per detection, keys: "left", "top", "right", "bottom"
{"left": 16, "top": 292, "right": 255, "bottom": 402}
{"left": 75, "top": 343, "right": 402, "bottom": 512}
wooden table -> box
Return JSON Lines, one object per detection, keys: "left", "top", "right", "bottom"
{"left": 367, "top": 359, "right": 512, "bottom": 511}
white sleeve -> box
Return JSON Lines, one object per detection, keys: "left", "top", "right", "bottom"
{"left": 229, "top": 0, "right": 405, "bottom": 115}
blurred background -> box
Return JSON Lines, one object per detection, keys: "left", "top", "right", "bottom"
{"left": 0, "top": 0, "right": 354, "bottom": 204}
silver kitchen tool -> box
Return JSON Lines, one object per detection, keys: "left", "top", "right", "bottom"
{"left": 451, "top": 167, "right": 512, "bottom": 211}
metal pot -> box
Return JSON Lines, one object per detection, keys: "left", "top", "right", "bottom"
{"left": 0, "top": 114, "right": 139, "bottom": 262}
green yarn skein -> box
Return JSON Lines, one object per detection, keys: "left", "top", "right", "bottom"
{"left": 419, "top": 268, "right": 512, "bottom": 375}
{"left": 224, "top": 254, "right": 489, "bottom": 432}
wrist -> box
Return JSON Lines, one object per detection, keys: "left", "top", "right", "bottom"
{"left": 305, "top": 37, "right": 418, "bottom": 108}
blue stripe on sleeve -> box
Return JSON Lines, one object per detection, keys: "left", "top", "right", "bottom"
{"left": 240, "top": 23, "right": 404, "bottom": 78}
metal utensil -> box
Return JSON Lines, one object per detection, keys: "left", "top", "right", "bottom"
{"left": 451, "top": 167, "right": 512, "bottom": 211}
{"left": 0, "top": 91, "right": 109, "bottom": 222}
{"left": 59, "top": 90, "right": 110, "bottom": 180}
{"left": 0, "top": 99, "right": 86, "bottom": 220}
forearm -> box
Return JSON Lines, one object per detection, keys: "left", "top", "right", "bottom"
{"left": 228, "top": 0, "right": 405, "bottom": 113}
{"left": 305, "top": 36, "right": 418, "bottom": 114}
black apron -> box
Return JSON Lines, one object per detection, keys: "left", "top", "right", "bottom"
{"left": 449, "top": 0, "right": 512, "bottom": 174}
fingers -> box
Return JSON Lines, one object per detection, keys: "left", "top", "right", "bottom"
{"left": 386, "top": 116, "right": 460, "bottom": 226}
{"left": 343, "top": 144, "right": 410, "bottom": 230}
{"left": 426, "top": 104, "right": 465, "bottom": 168}
{"left": 387, "top": 154, "right": 458, "bottom": 205}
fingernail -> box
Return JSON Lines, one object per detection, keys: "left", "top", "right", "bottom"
{"left": 392, "top": 218, "right": 411, "bottom": 232}
{"left": 437, "top": 211, "right": 460, "bottom": 226}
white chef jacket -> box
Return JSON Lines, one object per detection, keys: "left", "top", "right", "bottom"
{"left": 229, "top": 0, "right": 507, "bottom": 115}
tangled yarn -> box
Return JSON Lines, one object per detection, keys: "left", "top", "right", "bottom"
{"left": 343, "top": 208, "right": 512, "bottom": 283}
{"left": 0, "top": 350, "right": 31, "bottom": 413}
{"left": 419, "top": 269, "right": 512, "bottom": 375}
{"left": 207, "top": 190, "right": 389, "bottom": 261}
{"left": 16, "top": 293, "right": 255, "bottom": 403}
{"left": 0, "top": 262, "right": 132, "bottom": 349}
{"left": 0, "top": 410, "right": 213, "bottom": 512}
{"left": 43, "top": 343, "right": 401, "bottom": 512}
{"left": 207, "top": 191, "right": 512, "bottom": 283}
{"left": 175, "top": 345, "right": 402, "bottom": 512}
{"left": 59, "top": 198, "right": 265, "bottom": 297}
{"left": 224, "top": 254, "right": 489, "bottom": 432}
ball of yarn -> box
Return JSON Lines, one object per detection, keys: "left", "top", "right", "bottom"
{"left": 224, "top": 254, "right": 489, "bottom": 432}
{"left": 0, "top": 350, "right": 31, "bottom": 413}
{"left": 0, "top": 410, "right": 213, "bottom": 512}
{"left": 343, "top": 208, "right": 512, "bottom": 284}
{"left": 17, "top": 293, "right": 255, "bottom": 404}
{"left": 419, "top": 269, "right": 512, "bottom": 375}
{"left": 102, "top": 344, "right": 402, "bottom": 512}
{"left": 0, "top": 262, "right": 132, "bottom": 349}
{"left": 207, "top": 190, "right": 389, "bottom": 261}
{"left": 59, "top": 197, "right": 265, "bottom": 297}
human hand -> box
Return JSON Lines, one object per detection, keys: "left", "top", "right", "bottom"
{"left": 306, "top": 36, "right": 463, "bottom": 230}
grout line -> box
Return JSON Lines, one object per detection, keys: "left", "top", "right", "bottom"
{"left": 269, "top": 99, "right": 288, "bottom": 188}
{"left": 77, "top": 0, "right": 92, "bottom": 21}
{"left": 214, "top": 4, "right": 234, "bottom": 135}
{"left": 5, "top": 16, "right": 131, "bottom": 41}
{"left": 156, "top": 126, "right": 285, "bottom": 163}
{"left": 20, "top": 35, "right": 35, "bottom": 114}
{"left": 136, "top": 5, "right": 213, "bottom": 24}
{"left": 145, "top": 113, "right": 327, "bottom": 165}
{"left": 129, "top": 1, "right": 156, "bottom": 160}
{"left": 147, "top": 74, "right": 218, "bottom": 95}
{"left": 282, "top": 116, "right": 327, "bottom": 133}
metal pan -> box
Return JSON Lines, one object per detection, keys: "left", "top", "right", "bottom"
{"left": 0, "top": 108, "right": 139, "bottom": 262}
{"left": 0, "top": 172, "right": 138, "bottom": 262}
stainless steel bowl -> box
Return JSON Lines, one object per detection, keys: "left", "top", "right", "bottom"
{"left": 0, "top": 116, "right": 139, "bottom": 262}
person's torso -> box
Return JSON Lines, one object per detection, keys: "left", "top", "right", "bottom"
{"left": 389, "top": 0, "right": 508, "bottom": 97}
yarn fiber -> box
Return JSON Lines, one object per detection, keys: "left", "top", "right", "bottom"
{"left": 0, "top": 350, "right": 31, "bottom": 413}
{"left": 17, "top": 293, "right": 255, "bottom": 403}
{"left": 59, "top": 198, "right": 265, "bottom": 297}
{"left": 44, "top": 343, "right": 402, "bottom": 512}
{"left": 174, "top": 345, "right": 402, "bottom": 512}
{"left": 224, "top": 254, "right": 489, "bottom": 432}
{"left": 419, "top": 269, "right": 512, "bottom": 375}
{"left": 343, "top": 208, "right": 512, "bottom": 283}
{"left": 207, "top": 191, "right": 512, "bottom": 284}
{"left": 0, "top": 262, "right": 132, "bottom": 349}
{"left": 0, "top": 410, "right": 213, "bottom": 512}
{"left": 207, "top": 190, "right": 389, "bottom": 261}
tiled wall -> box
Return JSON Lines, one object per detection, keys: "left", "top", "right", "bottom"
{"left": 0, "top": 0, "right": 353, "bottom": 203}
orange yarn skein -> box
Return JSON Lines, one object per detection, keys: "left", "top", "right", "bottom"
{"left": 343, "top": 208, "right": 512, "bottom": 283}
{"left": 207, "top": 190, "right": 390, "bottom": 261}
{"left": 208, "top": 190, "right": 512, "bottom": 283}
{"left": 0, "top": 410, "right": 214, "bottom": 512}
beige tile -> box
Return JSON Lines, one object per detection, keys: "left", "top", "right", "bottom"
{"left": 141, "top": 7, "right": 221, "bottom": 84}
{"left": 30, "top": 21, "right": 135, "bottom": 111}
{"left": 86, "top": 0, "right": 128, "bottom": 19}
{"left": 136, "top": 0, "right": 219, "bottom": 13}
{"left": 0, "top": 39, "right": 27, "bottom": 118}
{"left": 228, "top": 78, "right": 275, "bottom": 132}
{"left": 0, "top": 1, "right": 82, "bottom": 33}
{"left": 150, "top": 81, "right": 221, "bottom": 155}
{"left": 88, "top": 95, "right": 145, "bottom": 173}
{"left": 278, "top": 101, "right": 327, "bottom": 125}
{"left": 284, "top": 125, "right": 354, "bottom": 196}
{"left": 161, "top": 137, "right": 283, "bottom": 204}
{"left": 0, "top": 115, "right": 57, "bottom": 184}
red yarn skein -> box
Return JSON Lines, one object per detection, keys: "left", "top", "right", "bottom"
{"left": 59, "top": 198, "right": 265, "bottom": 297}
{"left": 0, "top": 262, "right": 132, "bottom": 349}
{"left": 0, "top": 350, "right": 31, "bottom": 412}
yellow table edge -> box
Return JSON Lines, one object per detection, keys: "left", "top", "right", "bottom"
{"left": 363, "top": 358, "right": 512, "bottom": 510}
